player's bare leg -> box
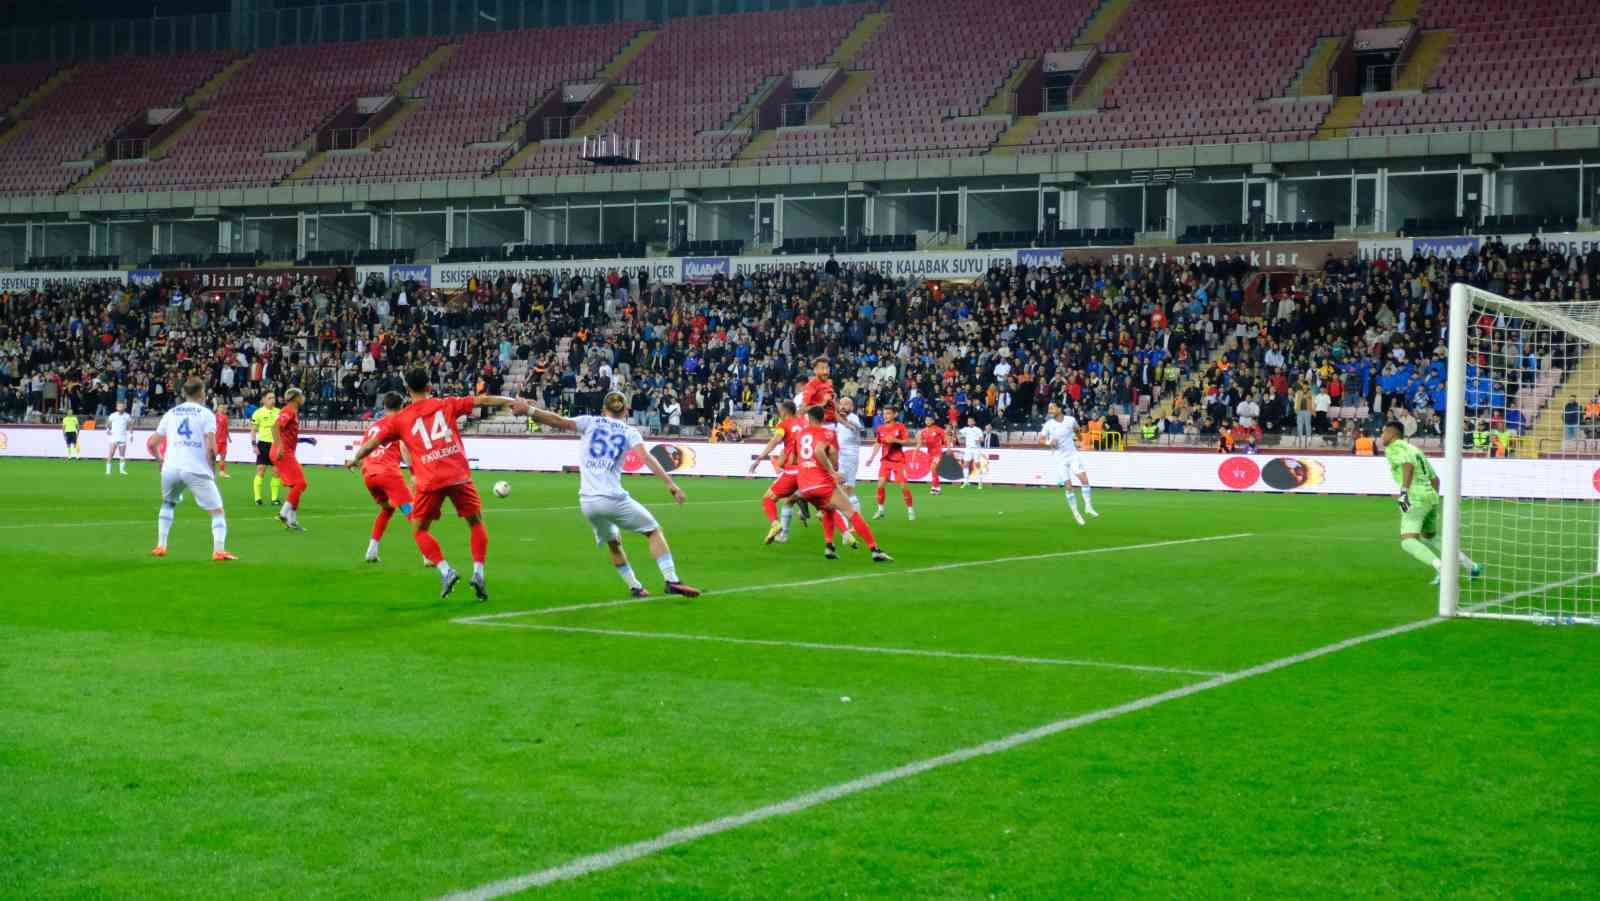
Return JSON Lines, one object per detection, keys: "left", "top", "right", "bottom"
{"left": 1076, "top": 473, "right": 1099, "bottom": 517}
{"left": 411, "top": 519, "right": 460, "bottom": 598}
{"left": 105, "top": 443, "right": 115, "bottom": 475}
{"left": 465, "top": 512, "right": 489, "bottom": 601}
{"left": 607, "top": 539, "right": 650, "bottom": 597}
{"left": 645, "top": 528, "right": 700, "bottom": 597}
{"left": 761, "top": 489, "right": 785, "bottom": 544}
{"left": 826, "top": 488, "right": 891, "bottom": 562}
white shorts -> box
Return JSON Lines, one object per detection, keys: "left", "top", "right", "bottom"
{"left": 109, "top": 435, "right": 130, "bottom": 448}
{"left": 962, "top": 448, "right": 984, "bottom": 464}
{"left": 161, "top": 470, "right": 223, "bottom": 510}
{"left": 1055, "top": 455, "right": 1087, "bottom": 485}
{"left": 581, "top": 495, "right": 660, "bottom": 545}
{"left": 838, "top": 452, "right": 860, "bottom": 488}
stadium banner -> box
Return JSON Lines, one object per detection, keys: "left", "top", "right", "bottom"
{"left": 729, "top": 250, "right": 1017, "bottom": 280}
{"left": 1059, "top": 241, "right": 1357, "bottom": 271}
{"left": 162, "top": 266, "right": 353, "bottom": 291}
{"left": 127, "top": 269, "right": 163, "bottom": 286}
{"left": 0, "top": 270, "right": 128, "bottom": 292}
{"left": 6, "top": 426, "right": 1598, "bottom": 500}
{"left": 1357, "top": 239, "right": 1413, "bottom": 261}
{"left": 681, "top": 256, "right": 731, "bottom": 283}
{"left": 388, "top": 263, "right": 432, "bottom": 288}
{"left": 1498, "top": 231, "right": 1600, "bottom": 258}
{"left": 1414, "top": 236, "right": 1479, "bottom": 258}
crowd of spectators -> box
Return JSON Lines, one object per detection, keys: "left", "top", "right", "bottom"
{"left": 3, "top": 234, "right": 1598, "bottom": 452}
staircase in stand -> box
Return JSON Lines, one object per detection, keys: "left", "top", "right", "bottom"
{"left": 989, "top": 116, "right": 1040, "bottom": 156}
{"left": 1070, "top": 52, "right": 1129, "bottom": 110}
{"left": 1314, "top": 95, "right": 1366, "bottom": 139}
{"left": 1394, "top": 30, "right": 1454, "bottom": 91}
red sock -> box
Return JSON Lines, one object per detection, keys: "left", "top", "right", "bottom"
{"left": 875, "top": 485, "right": 886, "bottom": 505}
{"left": 902, "top": 489, "right": 914, "bottom": 509}
{"left": 931, "top": 471, "right": 940, "bottom": 489}
{"left": 287, "top": 483, "right": 305, "bottom": 508}
{"left": 414, "top": 529, "right": 443, "bottom": 565}
{"left": 371, "top": 507, "right": 394, "bottom": 541}
{"left": 821, "top": 507, "right": 835, "bottom": 543}
{"left": 849, "top": 512, "right": 877, "bottom": 548}
{"left": 762, "top": 496, "right": 778, "bottom": 521}
{"left": 469, "top": 522, "right": 488, "bottom": 564}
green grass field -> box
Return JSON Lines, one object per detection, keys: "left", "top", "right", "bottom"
{"left": 3, "top": 457, "right": 1596, "bottom": 899}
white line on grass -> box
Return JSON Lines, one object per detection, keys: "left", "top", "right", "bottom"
{"left": 435, "top": 614, "right": 1447, "bottom": 900}
{"left": 466, "top": 623, "right": 1227, "bottom": 677}
{"left": 455, "top": 533, "right": 1256, "bottom": 623}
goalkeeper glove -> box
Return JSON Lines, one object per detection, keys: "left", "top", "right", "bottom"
{"left": 1397, "top": 491, "right": 1411, "bottom": 513}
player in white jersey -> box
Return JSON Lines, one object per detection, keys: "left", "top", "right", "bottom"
{"left": 147, "top": 378, "right": 235, "bottom": 560}
{"left": 105, "top": 401, "right": 133, "bottom": 475}
{"left": 957, "top": 416, "right": 986, "bottom": 488}
{"left": 832, "top": 396, "right": 865, "bottom": 515}
{"left": 1040, "top": 402, "right": 1098, "bottom": 525}
{"left": 524, "top": 391, "right": 700, "bottom": 598}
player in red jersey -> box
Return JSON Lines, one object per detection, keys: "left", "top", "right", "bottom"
{"left": 271, "top": 388, "right": 308, "bottom": 532}
{"left": 347, "top": 367, "right": 523, "bottom": 600}
{"left": 748, "top": 400, "right": 810, "bottom": 544}
{"left": 360, "top": 391, "right": 415, "bottom": 564}
{"left": 867, "top": 405, "right": 914, "bottom": 520}
{"left": 800, "top": 357, "right": 836, "bottom": 424}
{"left": 212, "top": 399, "right": 230, "bottom": 479}
{"left": 795, "top": 406, "right": 891, "bottom": 562}
{"left": 916, "top": 415, "right": 949, "bottom": 495}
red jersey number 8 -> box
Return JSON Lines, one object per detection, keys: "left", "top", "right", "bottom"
{"left": 798, "top": 434, "right": 815, "bottom": 461}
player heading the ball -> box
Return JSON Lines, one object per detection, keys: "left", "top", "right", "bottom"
{"left": 523, "top": 391, "right": 701, "bottom": 599}
{"left": 346, "top": 367, "right": 524, "bottom": 601}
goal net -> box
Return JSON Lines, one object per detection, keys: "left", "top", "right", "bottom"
{"left": 1440, "top": 283, "right": 1600, "bottom": 624}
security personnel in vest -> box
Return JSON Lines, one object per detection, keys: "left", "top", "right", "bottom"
{"left": 1471, "top": 421, "right": 1491, "bottom": 455}
{"left": 1140, "top": 420, "right": 1159, "bottom": 445}
{"left": 1494, "top": 426, "right": 1515, "bottom": 458}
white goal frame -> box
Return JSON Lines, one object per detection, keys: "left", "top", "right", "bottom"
{"left": 1440, "top": 282, "right": 1600, "bottom": 623}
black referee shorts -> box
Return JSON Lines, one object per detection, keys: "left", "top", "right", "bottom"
{"left": 255, "top": 441, "right": 274, "bottom": 466}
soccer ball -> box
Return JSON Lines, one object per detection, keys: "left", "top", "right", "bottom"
{"left": 492, "top": 481, "right": 512, "bottom": 498}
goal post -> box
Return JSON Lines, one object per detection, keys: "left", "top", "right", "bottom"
{"left": 1441, "top": 282, "right": 1600, "bottom": 624}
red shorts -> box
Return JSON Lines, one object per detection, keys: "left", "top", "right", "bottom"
{"left": 274, "top": 455, "right": 306, "bottom": 488}
{"left": 768, "top": 470, "right": 800, "bottom": 499}
{"left": 364, "top": 472, "right": 413, "bottom": 509}
{"left": 215, "top": 440, "right": 227, "bottom": 455}
{"left": 798, "top": 474, "right": 835, "bottom": 501}
{"left": 878, "top": 459, "right": 907, "bottom": 482}
{"left": 411, "top": 481, "right": 483, "bottom": 523}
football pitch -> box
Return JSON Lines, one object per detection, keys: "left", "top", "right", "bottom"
{"left": 3, "top": 457, "right": 1596, "bottom": 899}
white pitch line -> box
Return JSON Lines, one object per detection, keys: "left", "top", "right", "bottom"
{"left": 468, "top": 622, "right": 1226, "bottom": 677}
{"left": 435, "top": 613, "right": 1445, "bottom": 900}
{"left": 455, "top": 533, "right": 1256, "bottom": 623}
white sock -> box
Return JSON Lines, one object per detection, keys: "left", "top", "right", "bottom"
{"left": 211, "top": 513, "right": 227, "bottom": 552}
{"left": 1067, "top": 491, "right": 1080, "bottom": 515}
{"left": 366, "top": 538, "right": 381, "bottom": 557}
{"left": 616, "top": 563, "right": 643, "bottom": 590}
{"left": 1425, "top": 538, "right": 1477, "bottom": 571}
{"left": 157, "top": 502, "right": 175, "bottom": 548}
{"left": 849, "top": 495, "right": 861, "bottom": 514}
{"left": 106, "top": 462, "right": 112, "bottom": 474}
{"left": 280, "top": 501, "right": 293, "bottom": 519}
{"left": 472, "top": 562, "right": 484, "bottom": 578}
{"left": 655, "top": 552, "right": 679, "bottom": 583}
{"left": 436, "top": 560, "right": 454, "bottom": 575}
{"left": 779, "top": 504, "right": 794, "bottom": 533}
{"left": 1081, "top": 485, "right": 1095, "bottom": 510}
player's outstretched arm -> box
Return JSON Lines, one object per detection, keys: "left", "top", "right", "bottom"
{"left": 526, "top": 406, "right": 578, "bottom": 432}
{"left": 347, "top": 433, "right": 384, "bottom": 469}
{"left": 749, "top": 431, "right": 785, "bottom": 473}
{"left": 640, "top": 446, "right": 686, "bottom": 504}
{"left": 473, "top": 394, "right": 523, "bottom": 410}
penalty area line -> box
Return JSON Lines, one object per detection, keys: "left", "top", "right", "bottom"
{"left": 455, "top": 532, "right": 1256, "bottom": 623}
{"left": 466, "top": 622, "right": 1226, "bottom": 677}
{"left": 434, "top": 614, "right": 1441, "bottom": 900}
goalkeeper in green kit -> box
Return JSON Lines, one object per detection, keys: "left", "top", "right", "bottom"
{"left": 1382, "top": 421, "right": 1483, "bottom": 584}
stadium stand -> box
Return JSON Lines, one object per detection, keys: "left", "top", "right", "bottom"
{"left": 1022, "top": 0, "right": 1388, "bottom": 152}
{"left": 511, "top": 4, "right": 867, "bottom": 175}
{"left": 10, "top": 237, "right": 1599, "bottom": 452}
{"left": 308, "top": 23, "right": 638, "bottom": 184}
{"left": 1345, "top": 0, "right": 1600, "bottom": 137}
{"left": 88, "top": 39, "right": 437, "bottom": 192}
{"left": 759, "top": 0, "right": 1101, "bottom": 165}
{"left": 0, "top": 53, "right": 235, "bottom": 195}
